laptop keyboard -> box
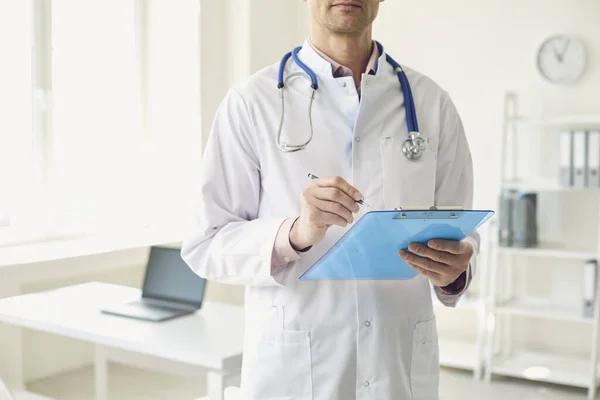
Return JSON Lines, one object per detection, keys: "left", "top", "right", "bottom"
{"left": 129, "top": 300, "right": 183, "bottom": 313}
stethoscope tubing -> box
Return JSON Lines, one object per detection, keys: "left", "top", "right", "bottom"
{"left": 276, "top": 41, "right": 423, "bottom": 157}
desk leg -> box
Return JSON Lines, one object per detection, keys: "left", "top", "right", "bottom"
{"left": 0, "top": 275, "right": 24, "bottom": 388}
{"left": 207, "top": 371, "right": 225, "bottom": 400}
{"left": 94, "top": 345, "right": 108, "bottom": 400}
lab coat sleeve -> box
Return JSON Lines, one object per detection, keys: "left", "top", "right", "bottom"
{"left": 180, "top": 88, "right": 287, "bottom": 287}
{"left": 432, "top": 92, "right": 479, "bottom": 307}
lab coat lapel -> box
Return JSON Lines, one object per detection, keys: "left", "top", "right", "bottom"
{"left": 296, "top": 39, "right": 338, "bottom": 79}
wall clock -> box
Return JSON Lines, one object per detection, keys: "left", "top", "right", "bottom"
{"left": 537, "top": 34, "right": 587, "bottom": 84}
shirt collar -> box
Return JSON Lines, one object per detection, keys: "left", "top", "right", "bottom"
{"left": 298, "top": 39, "right": 395, "bottom": 83}
{"left": 307, "top": 39, "right": 379, "bottom": 77}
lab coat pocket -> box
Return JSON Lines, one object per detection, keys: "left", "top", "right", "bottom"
{"left": 380, "top": 133, "right": 437, "bottom": 209}
{"left": 245, "top": 328, "right": 313, "bottom": 400}
{"left": 410, "top": 317, "right": 440, "bottom": 400}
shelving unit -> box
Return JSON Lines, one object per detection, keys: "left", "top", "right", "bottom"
{"left": 502, "top": 178, "right": 600, "bottom": 193}
{"left": 505, "top": 115, "right": 600, "bottom": 129}
{"left": 496, "top": 242, "right": 597, "bottom": 260}
{"left": 491, "top": 352, "right": 600, "bottom": 389}
{"left": 495, "top": 297, "right": 593, "bottom": 324}
{"left": 484, "top": 91, "right": 600, "bottom": 400}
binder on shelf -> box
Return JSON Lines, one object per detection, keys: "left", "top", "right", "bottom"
{"left": 573, "top": 130, "right": 588, "bottom": 188}
{"left": 498, "top": 190, "right": 516, "bottom": 247}
{"left": 559, "top": 131, "right": 574, "bottom": 187}
{"left": 587, "top": 131, "right": 600, "bottom": 188}
{"left": 511, "top": 192, "right": 537, "bottom": 248}
{"left": 583, "top": 259, "right": 597, "bottom": 319}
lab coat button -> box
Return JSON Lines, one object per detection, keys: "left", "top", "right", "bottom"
{"left": 341, "top": 81, "right": 347, "bottom": 87}
{"left": 355, "top": 137, "right": 360, "bottom": 143}
{"left": 283, "top": 256, "right": 290, "bottom": 262}
{"left": 364, "top": 321, "right": 371, "bottom": 327}
{"left": 364, "top": 381, "right": 370, "bottom": 387}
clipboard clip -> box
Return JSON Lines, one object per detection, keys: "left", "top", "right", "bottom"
{"left": 392, "top": 206, "right": 464, "bottom": 220}
{"left": 394, "top": 206, "right": 464, "bottom": 211}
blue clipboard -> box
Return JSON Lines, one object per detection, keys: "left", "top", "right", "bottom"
{"left": 299, "top": 209, "right": 494, "bottom": 281}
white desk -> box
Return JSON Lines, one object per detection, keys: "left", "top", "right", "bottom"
{"left": 0, "top": 282, "right": 245, "bottom": 400}
{"left": 0, "top": 226, "right": 187, "bottom": 386}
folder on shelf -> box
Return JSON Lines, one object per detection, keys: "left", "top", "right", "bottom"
{"left": 498, "top": 190, "right": 516, "bottom": 246}
{"left": 587, "top": 131, "right": 600, "bottom": 188}
{"left": 583, "top": 259, "right": 597, "bottom": 319}
{"left": 560, "top": 131, "right": 574, "bottom": 187}
{"left": 511, "top": 192, "right": 537, "bottom": 248}
{"left": 573, "top": 130, "right": 588, "bottom": 188}
{"left": 299, "top": 209, "right": 495, "bottom": 281}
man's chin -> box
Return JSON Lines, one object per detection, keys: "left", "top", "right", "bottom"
{"left": 328, "top": 23, "right": 366, "bottom": 35}
{"left": 325, "top": 17, "right": 366, "bottom": 33}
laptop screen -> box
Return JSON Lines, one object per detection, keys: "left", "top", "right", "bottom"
{"left": 141, "top": 246, "right": 207, "bottom": 307}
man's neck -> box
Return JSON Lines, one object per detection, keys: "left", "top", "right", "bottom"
{"left": 309, "top": 28, "right": 373, "bottom": 87}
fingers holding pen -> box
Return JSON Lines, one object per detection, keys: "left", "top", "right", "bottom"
{"left": 315, "top": 176, "right": 363, "bottom": 201}
{"left": 292, "top": 175, "right": 365, "bottom": 250}
{"left": 314, "top": 187, "right": 360, "bottom": 214}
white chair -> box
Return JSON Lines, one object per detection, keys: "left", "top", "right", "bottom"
{"left": 0, "top": 378, "right": 14, "bottom": 400}
{"left": 224, "top": 387, "right": 242, "bottom": 400}
{"left": 194, "top": 386, "right": 242, "bottom": 400}
{"left": 0, "top": 378, "right": 55, "bottom": 400}
{"left": 9, "top": 391, "right": 54, "bottom": 400}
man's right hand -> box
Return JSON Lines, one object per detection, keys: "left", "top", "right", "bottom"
{"left": 289, "top": 176, "right": 363, "bottom": 251}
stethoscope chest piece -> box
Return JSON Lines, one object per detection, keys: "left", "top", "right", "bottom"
{"left": 402, "top": 131, "right": 427, "bottom": 161}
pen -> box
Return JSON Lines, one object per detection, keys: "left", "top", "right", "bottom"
{"left": 308, "top": 173, "right": 370, "bottom": 207}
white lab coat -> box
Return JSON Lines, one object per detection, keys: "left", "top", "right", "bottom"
{"left": 181, "top": 41, "right": 479, "bottom": 400}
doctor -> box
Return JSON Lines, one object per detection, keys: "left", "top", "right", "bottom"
{"left": 182, "top": 0, "right": 478, "bottom": 399}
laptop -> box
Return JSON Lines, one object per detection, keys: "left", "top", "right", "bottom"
{"left": 101, "top": 246, "right": 207, "bottom": 322}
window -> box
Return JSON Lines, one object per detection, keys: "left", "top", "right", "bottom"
{"left": 0, "top": 0, "right": 202, "bottom": 244}
{"left": 145, "top": 0, "right": 202, "bottom": 226}
{"left": 0, "top": 1, "right": 35, "bottom": 242}
{"left": 49, "top": 0, "right": 145, "bottom": 234}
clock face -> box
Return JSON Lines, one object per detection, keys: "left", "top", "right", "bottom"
{"left": 537, "top": 35, "right": 587, "bottom": 84}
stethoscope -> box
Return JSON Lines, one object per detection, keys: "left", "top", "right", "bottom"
{"left": 276, "top": 41, "right": 427, "bottom": 161}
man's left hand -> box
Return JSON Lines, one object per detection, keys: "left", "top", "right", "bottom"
{"left": 399, "top": 239, "right": 473, "bottom": 288}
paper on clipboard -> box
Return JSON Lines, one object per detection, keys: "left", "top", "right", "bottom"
{"left": 298, "top": 209, "right": 494, "bottom": 281}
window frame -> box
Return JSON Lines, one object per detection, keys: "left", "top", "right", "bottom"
{"left": 0, "top": 0, "right": 163, "bottom": 246}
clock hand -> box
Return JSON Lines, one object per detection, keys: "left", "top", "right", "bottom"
{"left": 553, "top": 45, "right": 563, "bottom": 63}
{"left": 560, "top": 39, "right": 571, "bottom": 60}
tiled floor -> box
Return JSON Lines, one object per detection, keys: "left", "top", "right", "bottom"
{"left": 25, "top": 365, "right": 591, "bottom": 400}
